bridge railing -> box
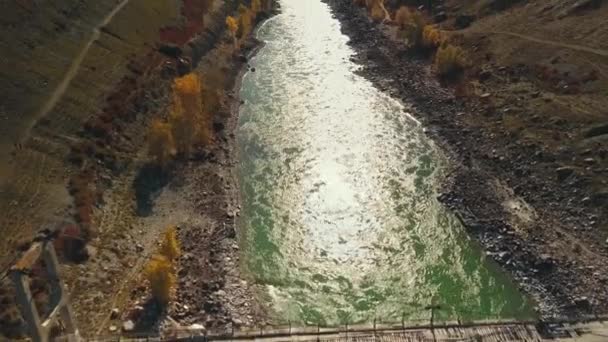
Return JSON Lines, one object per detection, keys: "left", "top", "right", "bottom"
{"left": 53, "top": 314, "right": 608, "bottom": 341}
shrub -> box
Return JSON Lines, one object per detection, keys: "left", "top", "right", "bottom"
{"left": 226, "top": 16, "right": 238, "bottom": 49}
{"left": 148, "top": 119, "right": 174, "bottom": 167}
{"left": 394, "top": 7, "right": 427, "bottom": 47}
{"left": 160, "top": 226, "right": 181, "bottom": 261}
{"left": 434, "top": 44, "right": 468, "bottom": 77}
{"left": 421, "top": 25, "right": 443, "bottom": 49}
{"left": 370, "top": 3, "right": 385, "bottom": 21}
{"left": 144, "top": 255, "right": 175, "bottom": 306}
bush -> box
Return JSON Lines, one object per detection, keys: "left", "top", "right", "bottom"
{"left": 421, "top": 25, "right": 443, "bottom": 49}
{"left": 434, "top": 44, "right": 468, "bottom": 77}
{"left": 394, "top": 6, "right": 427, "bottom": 47}
{"left": 160, "top": 226, "right": 181, "bottom": 261}
{"left": 144, "top": 255, "right": 176, "bottom": 306}
{"left": 394, "top": 6, "right": 412, "bottom": 29}
{"left": 370, "top": 3, "right": 385, "bottom": 21}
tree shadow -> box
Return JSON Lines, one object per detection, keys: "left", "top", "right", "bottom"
{"left": 133, "top": 163, "right": 171, "bottom": 217}
{"left": 131, "top": 298, "right": 164, "bottom": 336}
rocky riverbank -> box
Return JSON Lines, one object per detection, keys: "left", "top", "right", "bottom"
{"left": 324, "top": 0, "right": 608, "bottom": 318}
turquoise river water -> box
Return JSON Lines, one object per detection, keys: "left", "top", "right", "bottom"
{"left": 236, "top": 0, "right": 534, "bottom": 325}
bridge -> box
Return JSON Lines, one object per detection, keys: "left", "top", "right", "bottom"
{"left": 8, "top": 240, "right": 608, "bottom": 342}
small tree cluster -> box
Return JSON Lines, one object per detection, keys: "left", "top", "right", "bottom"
{"left": 147, "top": 73, "right": 213, "bottom": 167}
{"left": 144, "top": 226, "right": 182, "bottom": 306}
{"left": 391, "top": 6, "right": 468, "bottom": 78}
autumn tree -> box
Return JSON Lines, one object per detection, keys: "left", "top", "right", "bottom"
{"left": 172, "top": 73, "right": 212, "bottom": 151}
{"left": 148, "top": 119, "right": 174, "bottom": 168}
{"left": 160, "top": 225, "right": 181, "bottom": 261}
{"left": 226, "top": 16, "right": 238, "bottom": 49}
{"left": 145, "top": 255, "right": 175, "bottom": 306}
{"left": 237, "top": 4, "right": 253, "bottom": 40}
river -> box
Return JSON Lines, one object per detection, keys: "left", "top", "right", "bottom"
{"left": 236, "top": 0, "right": 533, "bottom": 325}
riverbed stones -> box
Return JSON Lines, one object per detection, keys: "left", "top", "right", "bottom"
{"left": 122, "top": 320, "right": 135, "bottom": 332}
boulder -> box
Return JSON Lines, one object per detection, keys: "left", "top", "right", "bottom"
{"left": 122, "top": 320, "right": 135, "bottom": 332}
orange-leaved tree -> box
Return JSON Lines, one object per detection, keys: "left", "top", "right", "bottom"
{"left": 148, "top": 119, "right": 175, "bottom": 168}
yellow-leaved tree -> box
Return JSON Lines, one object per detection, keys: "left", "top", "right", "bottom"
{"left": 226, "top": 16, "right": 238, "bottom": 49}
{"left": 148, "top": 119, "right": 174, "bottom": 168}
{"left": 172, "top": 73, "right": 211, "bottom": 151}
{"left": 160, "top": 225, "right": 181, "bottom": 261}
{"left": 144, "top": 255, "right": 175, "bottom": 306}
{"left": 238, "top": 4, "right": 253, "bottom": 41}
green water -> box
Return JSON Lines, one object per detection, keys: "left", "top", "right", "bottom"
{"left": 236, "top": 0, "right": 534, "bottom": 325}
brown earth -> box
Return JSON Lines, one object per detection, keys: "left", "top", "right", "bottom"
{"left": 325, "top": 0, "right": 608, "bottom": 318}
